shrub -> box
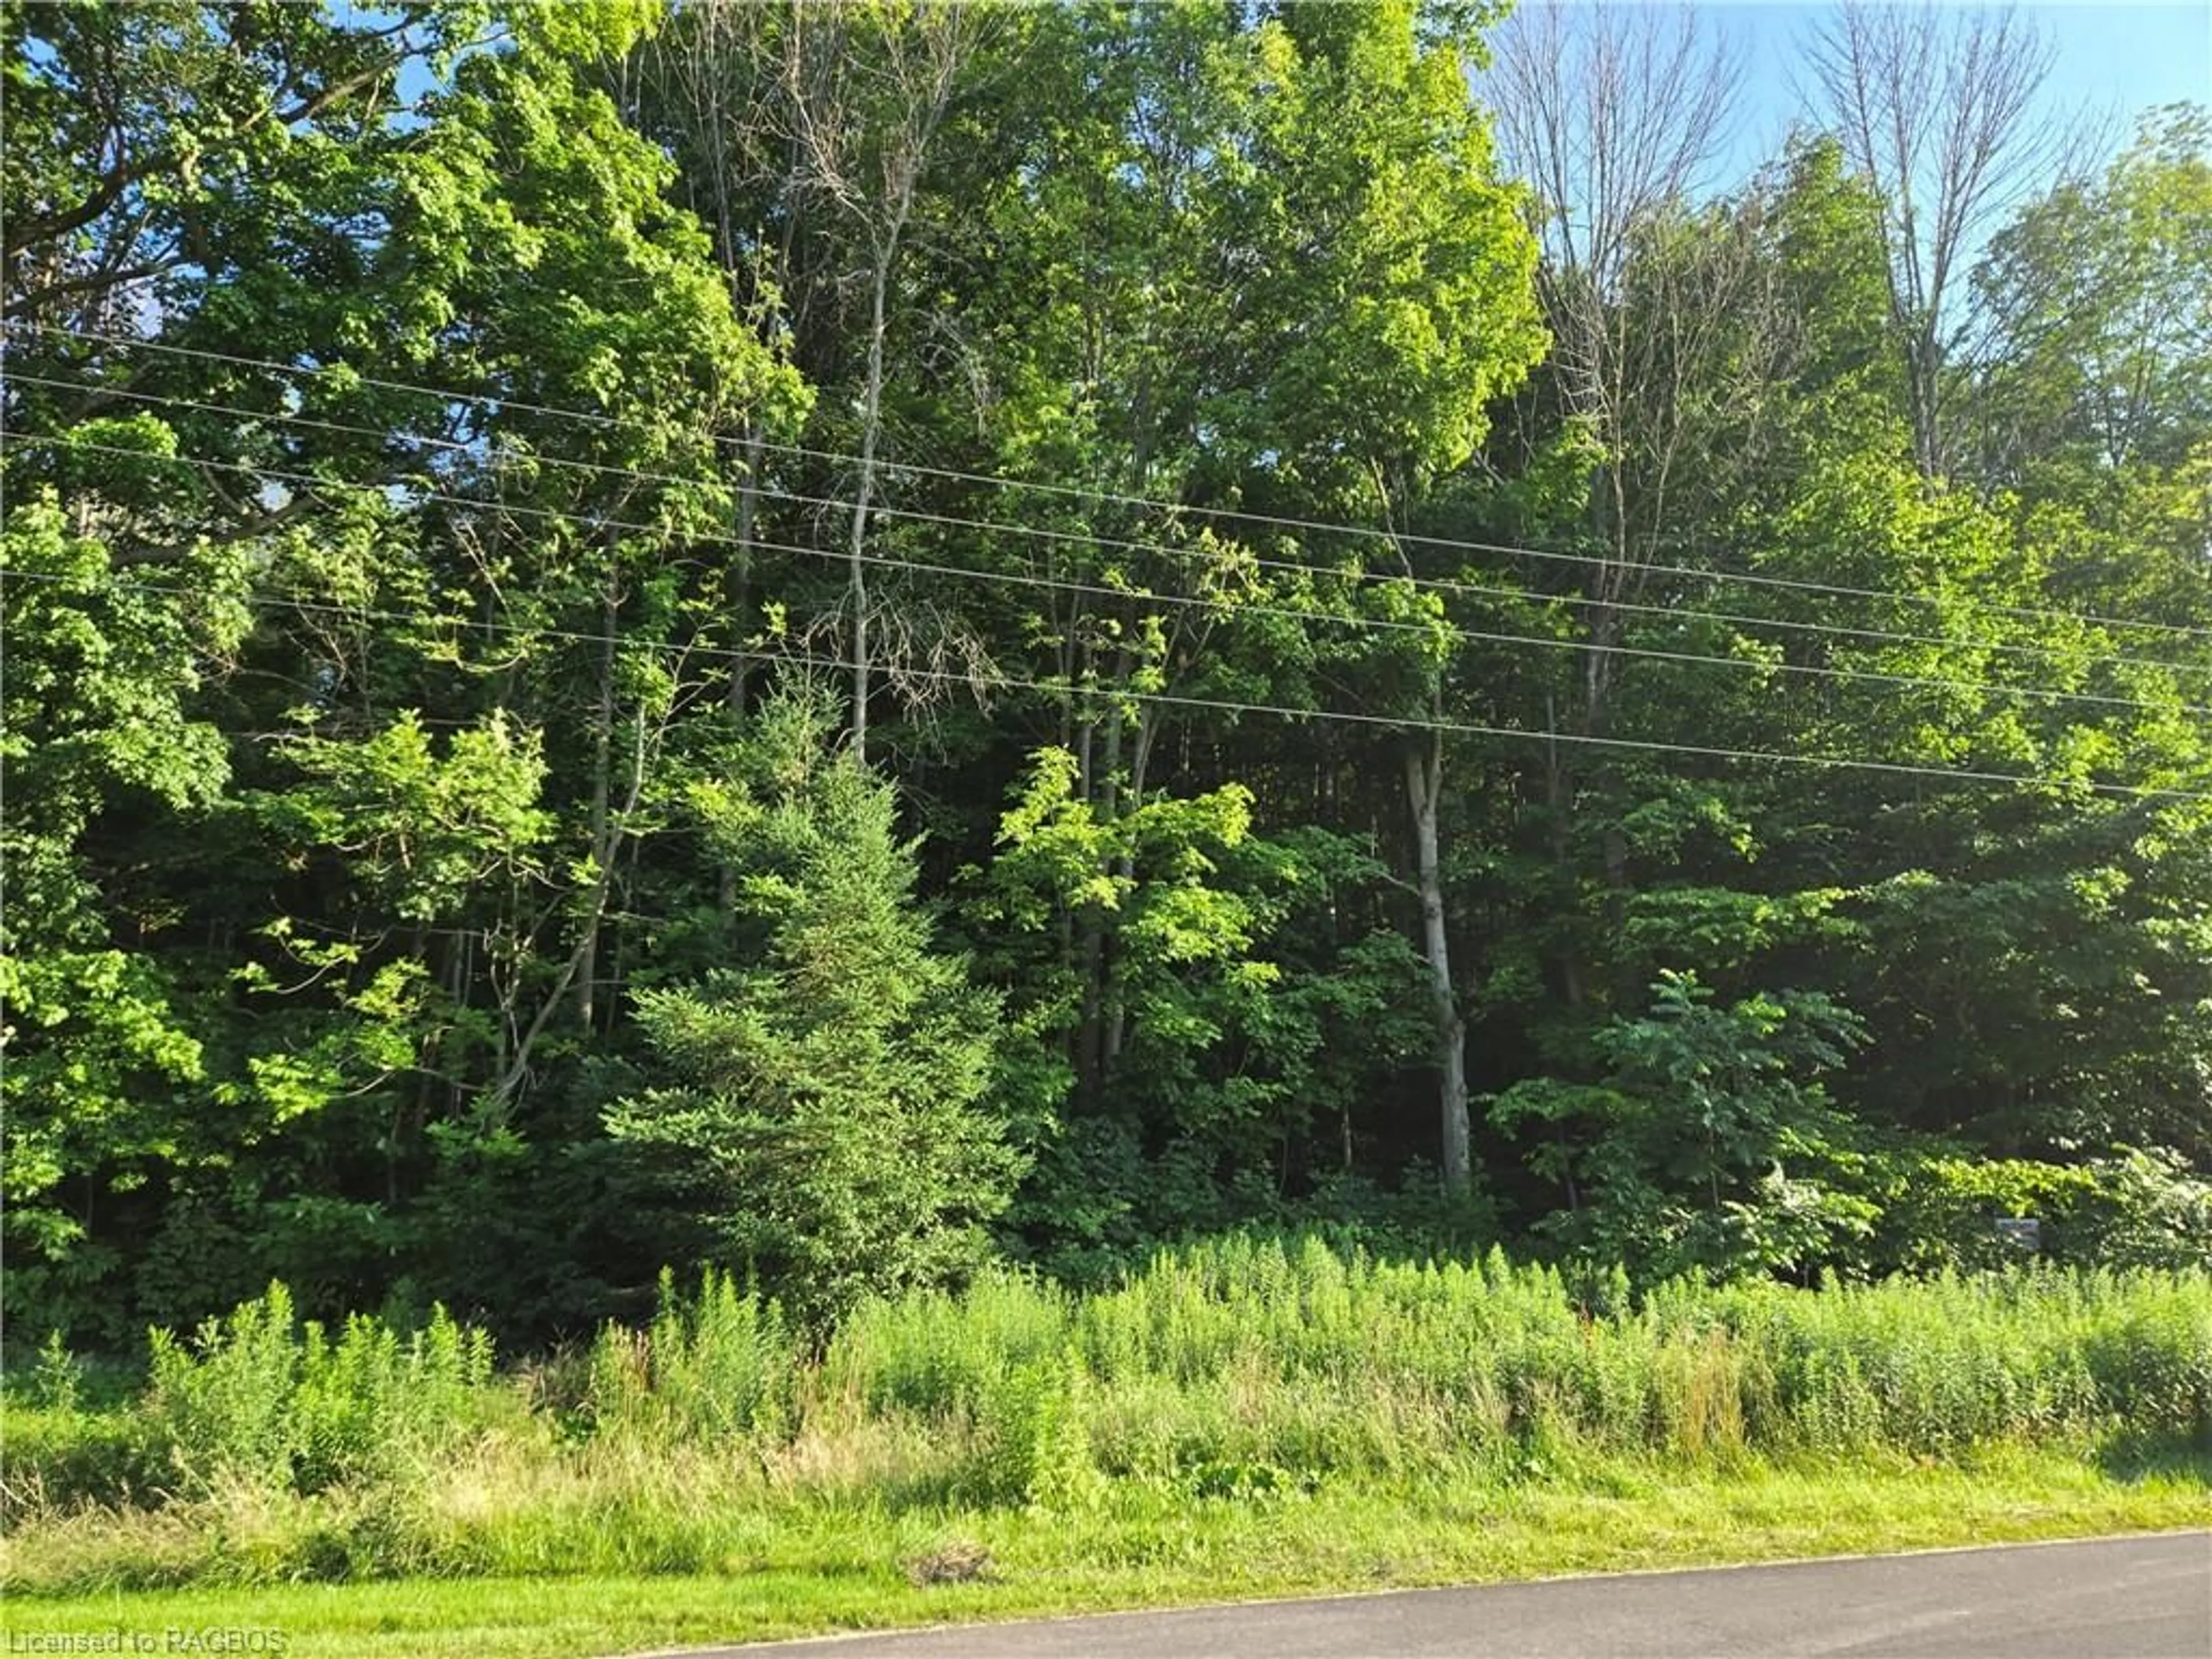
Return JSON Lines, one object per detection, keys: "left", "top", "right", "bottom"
{"left": 1877, "top": 1145, "right": 2212, "bottom": 1274}
{"left": 145, "top": 1282, "right": 503, "bottom": 1497}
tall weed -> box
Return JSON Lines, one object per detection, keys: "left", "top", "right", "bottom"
{"left": 146, "top": 1282, "right": 504, "bottom": 1497}
{"left": 16, "top": 1248, "right": 2210, "bottom": 1596}
{"left": 586, "top": 1268, "right": 799, "bottom": 1450}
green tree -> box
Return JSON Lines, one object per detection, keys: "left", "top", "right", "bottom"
{"left": 968, "top": 746, "right": 1430, "bottom": 1263}
{"left": 954, "top": 0, "right": 1541, "bottom": 1192}
{"left": 606, "top": 696, "right": 1022, "bottom": 1325}
{"left": 0, "top": 497, "right": 249, "bottom": 1331}
{"left": 1491, "top": 972, "right": 1874, "bottom": 1281}
{"left": 1970, "top": 105, "right": 2212, "bottom": 488}
{"left": 3, "top": 0, "right": 803, "bottom": 1336}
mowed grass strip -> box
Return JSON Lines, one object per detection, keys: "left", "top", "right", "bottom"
{"left": 6, "top": 1457, "right": 2208, "bottom": 1659}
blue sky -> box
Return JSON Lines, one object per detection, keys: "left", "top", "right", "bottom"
{"left": 1710, "top": 2, "right": 2210, "bottom": 184}
{"left": 375, "top": 1, "right": 2206, "bottom": 199}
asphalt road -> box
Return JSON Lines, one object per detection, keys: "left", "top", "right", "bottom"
{"left": 682, "top": 1532, "right": 2212, "bottom": 1658}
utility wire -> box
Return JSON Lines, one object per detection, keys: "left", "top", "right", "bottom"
{"left": 12, "top": 427, "right": 2211, "bottom": 723}
{"left": 25, "top": 320, "right": 2212, "bottom": 646}
{"left": 13, "top": 367, "right": 2210, "bottom": 683}
{"left": 3, "top": 476, "right": 2209, "bottom": 809}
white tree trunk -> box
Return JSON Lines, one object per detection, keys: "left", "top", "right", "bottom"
{"left": 1404, "top": 729, "right": 1471, "bottom": 1194}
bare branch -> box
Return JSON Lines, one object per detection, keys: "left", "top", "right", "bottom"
{"left": 1804, "top": 0, "right": 2063, "bottom": 475}
{"left": 1480, "top": 1, "right": 1746, "bottom": 728}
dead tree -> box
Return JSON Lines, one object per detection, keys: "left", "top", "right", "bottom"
{"left": 1805, "top": 0, "right": 2061, "bottom": 478}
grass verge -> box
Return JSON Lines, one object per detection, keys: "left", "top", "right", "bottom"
{"left": 5, "top": 1451, "right": 2208, "bottom": 1659}
{"left": 9, "top": 1248, "right": 2209, "bottom": 1654}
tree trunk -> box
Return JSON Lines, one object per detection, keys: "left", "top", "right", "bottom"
{"left": 577, "top": 577, "right": 618, "bottom": 1029}
{"left": 730, "top": 421, "right": 763, "bottom": 724}
{"left": 722, "top": 421, "right": 764, "bottom": 920}
{"left": 848, "top": 251, "right": 888, "bottom": 762}
{"left": 1101, "top": 701, "right": 1158, "bottom": 1071}
{"left": 1404, "top": 728, "right": 1472, "bottom": 1194}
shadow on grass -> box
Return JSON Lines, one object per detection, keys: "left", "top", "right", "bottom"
{"left": 2096, "top": 1425, "right": 2212, "bottom": 1486}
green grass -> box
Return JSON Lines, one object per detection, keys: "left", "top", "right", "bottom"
{"left": 6, "top": 1456, "right": 2207, "bottom": 1658}
{"left": 5, "top": 1242, "right": 2209, "bottom": 1655}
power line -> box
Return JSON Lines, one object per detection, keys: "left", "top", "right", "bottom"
{"left": 13, "top": 427, "right": 2212, "bottom": 724}
{"left": 24, "top": 320, "right": 2212, "bottom": 647}
{"left": 14, "top": 366, "right": 2211, "bottom": 684}
{"left": 2, "top": 496, "right": 2207, "bottom": 812}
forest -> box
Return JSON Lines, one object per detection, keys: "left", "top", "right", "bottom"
{"left": 6, "top": 0, "right": 2212, "bottom": 1358}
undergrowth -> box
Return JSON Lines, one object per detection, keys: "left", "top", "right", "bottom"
{"left": 5, "top": 1241, "right": 2207, "bottom": 1595}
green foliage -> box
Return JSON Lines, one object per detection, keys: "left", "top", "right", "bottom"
{"left": 1493, "top": 974, "right": 1874, "bottom": 1282}
{"left": 12, "top": 1250, "right": 2209, "bottom": 1594}
{"left": 974, "top": 749, "right": 1431, "bottom": 1262}
{"left": 1876, "top": 1153, "right": 2105, "bottom": 1273}
{"left": 255, "top": 714, "right": 553, "bottom": 925}
{"left": 585, "top": 1267, "right": 798, "bottom": 1446}
{"left": 2081, "top": 1147, "right": 2212, "bottom": 1268}
{"left": 145, "top": 1282, "right": 503, "bottom": 1498}
{"left": 1972, "top": 104, "right": 2212, "bottom": 488}
{"left": 0, "top": 1338, "right": 168, "bottom": 1514}
{"left": 0, "top": 496, "right": 249, "bottom": 1323}
{"left": 5, "top": 0, "right": 2208, "bottom": 1357}
{"left": 607, "top": 695, "right": 1024, "bottom": 1325}
{"left": 819, "top": 1240, "right": 2212, "bottom": 1478}
{"left": 1874, "top": 1145, "right": 2211, "bottom": 1276}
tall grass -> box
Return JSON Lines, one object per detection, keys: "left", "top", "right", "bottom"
{"left": 6, "top": 1241, "right": 2207, "bottom": 1593}
{"left": 585, "top": 1267, "right": 798, "bottom": 1449}
{"left": 145, "top": 1282, "right": 508, "bottom": 1497}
